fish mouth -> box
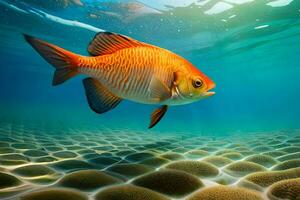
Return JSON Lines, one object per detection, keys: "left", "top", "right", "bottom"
{"left": 204, "top": 91, "right": 215, "bottom": 97}
{"left": 205, "top": 82, "right": 216, "bottom": 97}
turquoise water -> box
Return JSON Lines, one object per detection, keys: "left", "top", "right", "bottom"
{"left": 1, "top": 1, "right": 300, "bottom": 200}
{"left": 0, "top": 0, "right": 300, "bottom": 132}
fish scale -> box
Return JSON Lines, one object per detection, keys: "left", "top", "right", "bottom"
{"left": 87, "top": 47, "right": 160, "bottom": 100}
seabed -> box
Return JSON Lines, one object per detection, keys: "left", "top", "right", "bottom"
{"left": 0, "top": 123, "right": 299, "bottom": 200}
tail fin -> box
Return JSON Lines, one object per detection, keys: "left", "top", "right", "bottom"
{"left": 24, "top": 34, "right": 79, "bottom": 86}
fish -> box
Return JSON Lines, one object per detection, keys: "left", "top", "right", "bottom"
{"left": 24, "top": 32, "right": 215, "bottom": 128}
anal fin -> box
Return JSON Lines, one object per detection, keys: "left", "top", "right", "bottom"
{"left": 83, "top": 78, "right": 122, "bottom": 114}
{"left": 149, "top": 105, "right": 168, "bottom": 129}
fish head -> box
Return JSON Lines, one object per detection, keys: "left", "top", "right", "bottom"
{"left": 173, "top": 65, "right": 215, "bottom": 103}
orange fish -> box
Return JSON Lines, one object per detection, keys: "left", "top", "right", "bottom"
{"left": 24, "top": 32, "right": 215, "bottom": 128}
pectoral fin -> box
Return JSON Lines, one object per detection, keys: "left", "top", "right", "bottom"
{"left": 83, "top": 78, "right": 122, "bottom": 114}
{"left": 149, "top": 105, "right": 168, "bottom": 129}
{"left": 149, "top": 76, "right": 172, "bottom": 102}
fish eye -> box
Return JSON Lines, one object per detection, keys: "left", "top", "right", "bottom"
{"left": 193, "top": 78, "right": 203, "bottom": 88}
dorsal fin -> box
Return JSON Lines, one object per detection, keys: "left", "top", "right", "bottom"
{"left": 88, "top": 32, "right": 146, "bottom": 56}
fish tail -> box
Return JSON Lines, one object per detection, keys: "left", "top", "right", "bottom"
{"left": 24, "top": 34, "right": 80, "bottom": 86}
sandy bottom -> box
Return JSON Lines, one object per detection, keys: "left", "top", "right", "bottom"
{"left": 0, "top": 124, "right": 299, "bottom": 200}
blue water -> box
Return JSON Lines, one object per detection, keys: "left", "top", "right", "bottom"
{"left": 0, "top": 0, "right": 300, "bottom": 133}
